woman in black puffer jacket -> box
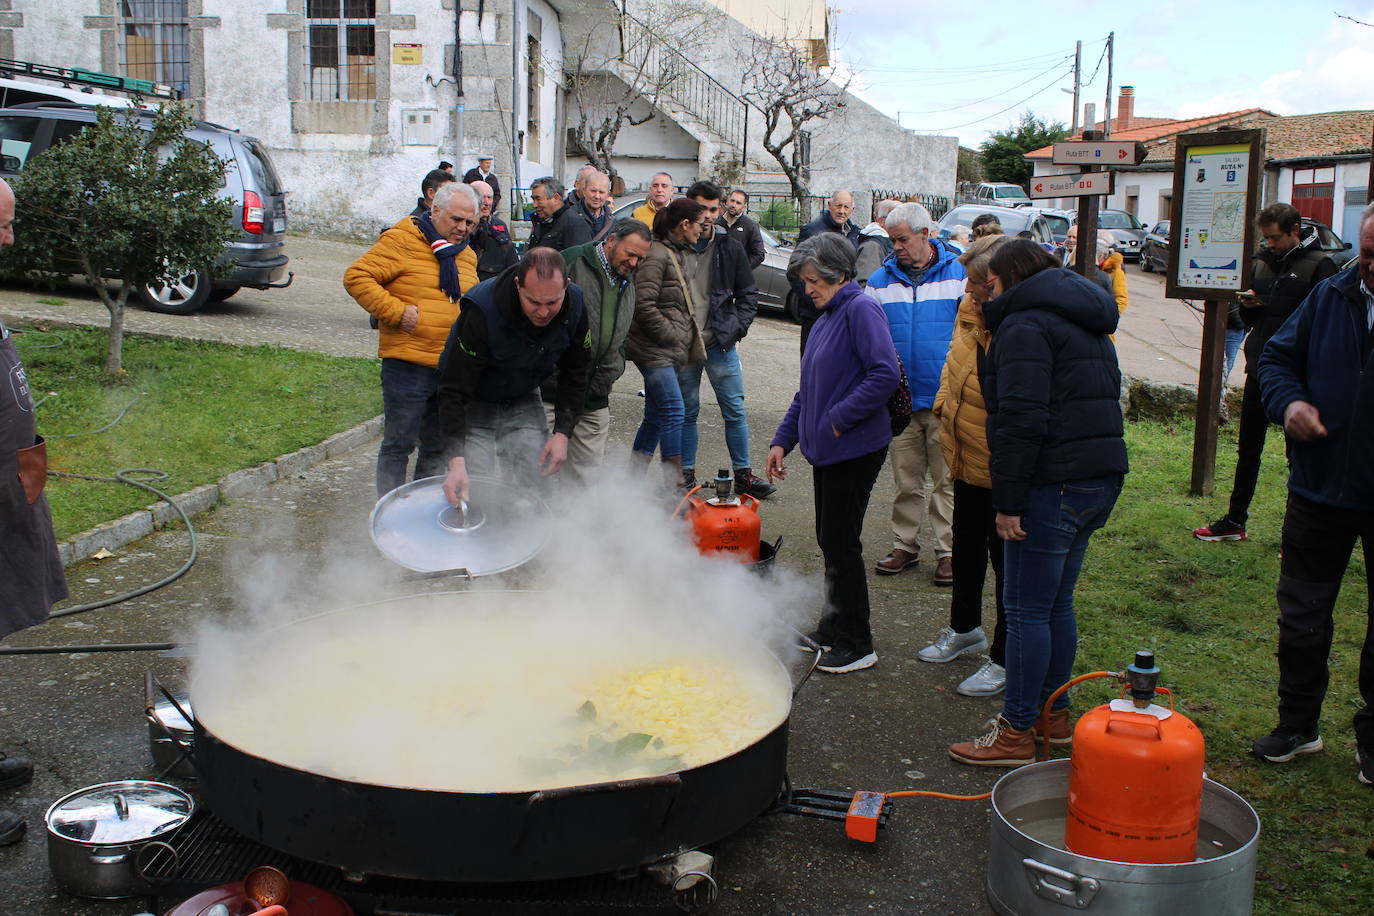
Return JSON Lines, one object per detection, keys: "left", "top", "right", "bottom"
{"left": 948, "top": 239, "right": 1128, "bottom": 768}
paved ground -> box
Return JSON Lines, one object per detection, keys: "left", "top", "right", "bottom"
{"left": 0, "top": 242, "right": 1218, "bottom": 915}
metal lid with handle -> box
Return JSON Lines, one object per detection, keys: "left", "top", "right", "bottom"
{"left": 369, "top": 474, "right": 550, "bottom": 576}
{"left": 45, "top": 781, "right": 193, "bottom": 845}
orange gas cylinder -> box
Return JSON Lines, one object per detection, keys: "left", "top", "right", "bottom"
{"left": 1064, "top": 651, "right": 1206, "bottom": 864}
{"left": 681, "top": 470, "right": 762, "bottom": 562}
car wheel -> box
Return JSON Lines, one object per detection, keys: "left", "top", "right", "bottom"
{"left": 785, "top": 291, "right": 802, "bottom": 324}
{"left": 1140, "top": 252, "right": 1154, "bottom": 272}
{"left": 208, "top": 286, "right": 241, "bottom": 302}
{"left": 139, "top": 268, "right": 213, "bottom": 315}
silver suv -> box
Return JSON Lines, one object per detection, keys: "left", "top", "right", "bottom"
{"left": 972, "top": 182, "right": 1032, "bottom": 208}
{"left": 0, "top": 103, "right": 291, "bottom": 313}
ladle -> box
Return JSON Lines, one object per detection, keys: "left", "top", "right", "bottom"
{"left": 244, "top": 864, "right": 291, "bottom": 910}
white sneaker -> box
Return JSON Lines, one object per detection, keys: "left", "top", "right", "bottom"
{"left": 958, "top": 659, "right": 1006, "bottom": 696}
{"left": 917, "top": 626, "right": 988, "bottom": 663}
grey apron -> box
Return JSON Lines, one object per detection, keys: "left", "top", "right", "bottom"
{"left": 0, "top": 324, "right": 67, "bottom": 638}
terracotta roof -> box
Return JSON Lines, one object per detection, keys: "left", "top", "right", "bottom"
{"left": 1145, "top": 109, "right": 1374, "bottom": 163}
{"left": 1024, "top": 108, "right": 1278, "bottom": 159}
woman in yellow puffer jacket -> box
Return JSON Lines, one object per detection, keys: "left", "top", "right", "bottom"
{"left": 921, "top": 234, "right": 1010, "bottom": 697}
{"left": 1098, "top": 243, "right": 1128, "bottom": 317}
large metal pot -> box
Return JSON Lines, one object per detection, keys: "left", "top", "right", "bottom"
{"left": 987, "top": 760, "right": 1260, "bottom": 915}
{"left": 189, "top": 591, "right": 805, "bottom": 883}
{"left": 45, "top": 781, "right": 193, "bottom": 899}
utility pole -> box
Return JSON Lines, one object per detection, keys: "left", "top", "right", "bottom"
{"left": 1071, "top": 40, "right": 1082, "bottom": 135}
{"left": 1103, "top": 32, "right": 1114, "bottom": 138}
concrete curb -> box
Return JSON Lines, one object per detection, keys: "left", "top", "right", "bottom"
{"left": 55, "top": 415, "right": 384, "bottom": 568}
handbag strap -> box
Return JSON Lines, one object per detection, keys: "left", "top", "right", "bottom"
{"left": 664, "top": 246, "right": 700, "bottom": 317}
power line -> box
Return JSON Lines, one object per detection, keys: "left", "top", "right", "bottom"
{"left": 1081, "top": 35, "right": 1110, "bottom": 88}
{"left": 918, "top": 64, "right": 1074, "bottom": 133}
{"left": 892, "top": 55, "right": 1073, "bottom": 117}
{"left": 855, "top": 47, "right": 1076, "bottom": 74}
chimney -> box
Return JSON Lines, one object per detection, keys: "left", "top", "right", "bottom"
{"left": 1117, "top": 86, "right": 1135, "bottom": 132}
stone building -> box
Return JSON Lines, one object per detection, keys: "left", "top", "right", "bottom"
{"left": 0, "top": 0, "right": 956, "bottom": 237}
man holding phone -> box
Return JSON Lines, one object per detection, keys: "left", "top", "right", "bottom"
{"left": 1194, "top": 203, "right": 1339, "bottom": 542}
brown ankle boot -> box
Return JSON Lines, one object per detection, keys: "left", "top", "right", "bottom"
{"left": 1036, "top": 707, "right": 1073, "bottom": 745}
{"left": 949, "top": 715, "right": 1036, "bottom": 767}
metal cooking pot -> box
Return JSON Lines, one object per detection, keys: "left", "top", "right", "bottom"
{"left": 145, "top": 677, "right": 195, "bottom": 779}
{"left": 189, "top": 591, "right": 810, "bottom": 883}
{"left": 45, "top": 780, "right": 193, "bottom": 899}
{"left": 986, "top": 760, "right": 1260, "bottom": 915}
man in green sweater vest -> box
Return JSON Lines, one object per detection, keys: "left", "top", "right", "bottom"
{"left": 541, "top": 218, "right": 653, "bottom": 486}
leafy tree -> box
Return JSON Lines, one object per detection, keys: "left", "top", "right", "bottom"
{"left": 7, "top": 105, "right": 232, "bottom": 375}
{"left": 978, "top": 112, "right": 1069, "bottom": 189}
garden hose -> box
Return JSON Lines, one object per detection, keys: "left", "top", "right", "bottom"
{"left": 45, "top": 467, "right": 198, "bottom": 619}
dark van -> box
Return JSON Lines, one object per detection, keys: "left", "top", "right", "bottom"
{"left": 0, "top": 103, "right": 290, "bottom": 313}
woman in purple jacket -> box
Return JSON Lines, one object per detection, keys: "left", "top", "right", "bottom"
{"left": 768, "top": 233, "right": 900, "bottom": 673}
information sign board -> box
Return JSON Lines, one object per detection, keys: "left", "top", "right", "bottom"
{"left": 1165, "top": 130, "right": 1265, "bottom": 300}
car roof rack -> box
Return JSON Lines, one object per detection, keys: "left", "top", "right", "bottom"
{"left": 0, "top": 57, "right": 181, "bottom": 100}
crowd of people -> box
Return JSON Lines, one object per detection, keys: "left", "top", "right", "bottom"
{"left": 339, "top": 158, "right": 1374, "bottom": 776}
{"left": 4, "top": 166, "right": 1371, "bottom": 849}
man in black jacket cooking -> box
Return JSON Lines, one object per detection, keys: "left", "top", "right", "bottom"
{"left": 438, "top": 247, "right": 592, "bottom": 503}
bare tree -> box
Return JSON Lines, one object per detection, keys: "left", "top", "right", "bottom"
{"left": 741, "top": 37, "right": 850, "bottom": 205}
{"left": 561, "top": 3, "right": 708, "bottom": 181}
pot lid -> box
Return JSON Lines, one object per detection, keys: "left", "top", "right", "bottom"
{"left": 46, "top": 781, "right": 193, "bottom": 845}
{"left": 370, "top": 475, "right": 550, "bottom": 575}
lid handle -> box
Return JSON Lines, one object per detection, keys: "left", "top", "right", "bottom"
{"left": 114, "top": 793, "right": 129, "bottom": 821}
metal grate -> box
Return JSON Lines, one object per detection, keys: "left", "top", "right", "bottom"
{"left": 144, "top": 808, "right": 699, "bottom": 913}
{"left": 306, "top": 0, "right": 377, "bottom": 101}
{"left": 119, "top": 0, "right": 190, "bottom": 95}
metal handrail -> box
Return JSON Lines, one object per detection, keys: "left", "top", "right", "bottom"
{"left": 616, "top": 12, "right": 746, "bottom": 158}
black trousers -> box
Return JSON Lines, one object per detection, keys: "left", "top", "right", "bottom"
{"left": 1226, "top": 370, "right": 1273, "bottom": 524}
{"left": 799, "top": 312, "right": 818, "bottom": 357}
{"left": 950, "top": 479, "right": 1007, "bottom": 665}
{"left": 812, "top": 446, "right": 888, "bottom": 655}
{"left": 1275, "top": 492, "right": 1374, "bottom": 749}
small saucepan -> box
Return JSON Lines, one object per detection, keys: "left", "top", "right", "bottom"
{"left": 45, "top": 780, "right": 192, "bottom": 899}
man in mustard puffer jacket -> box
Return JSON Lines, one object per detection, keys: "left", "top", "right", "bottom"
{"left": 345, "top": 182, "right": 480, "bottom": 496}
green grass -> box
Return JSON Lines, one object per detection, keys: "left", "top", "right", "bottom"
{"left": 13, "top": 326, "right": 382, "bottom": 539}
{"left": 1075, "top": 419, "right": 1371, "bottom": 914}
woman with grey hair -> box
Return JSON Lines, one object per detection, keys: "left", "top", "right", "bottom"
{"left": 768, "top": 233, "right": 900, "bottom": 674}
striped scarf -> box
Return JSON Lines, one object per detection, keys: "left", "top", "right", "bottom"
{"left": 416, "top": 211, "right": 471, "bottom": 302}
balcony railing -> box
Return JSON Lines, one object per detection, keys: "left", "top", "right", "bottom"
{"left": 617, "top": 12, "right": 747, "bottom": 163}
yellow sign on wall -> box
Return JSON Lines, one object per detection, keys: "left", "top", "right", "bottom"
{"left": 392, "top": 44, "right": 423, "bottom": 65}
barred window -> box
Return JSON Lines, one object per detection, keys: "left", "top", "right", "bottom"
{"left": 120, "top": 0, "right": 190, "bottom": 95}
{"left": 306, "top": 0, "right": 377, "bottom": 101}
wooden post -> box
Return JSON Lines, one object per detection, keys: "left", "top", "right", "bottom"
{"left": 1073, "top": 130, "right": 1104, "bottom": 277}
{"left": 1190, "top": 300, "right": 1227, "bottom": 496}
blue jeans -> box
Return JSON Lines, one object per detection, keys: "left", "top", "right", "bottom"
{"left": 377, "top": 358, "right": 445, "bottom": 497}
{"left": 632, "top": 364, "right": 684, "bottom": 459}
{"left": 1221, "top": 328, "right": 1247, "bottom": 403}
{"left": 1223, "top": 328, "right": 1246, "bottom": 381}
{"left": 1002, "top": 476, "right": 1122, "bottom": 729}
{"left": 677, "top": 344, "right": 750, "bottom": 471}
